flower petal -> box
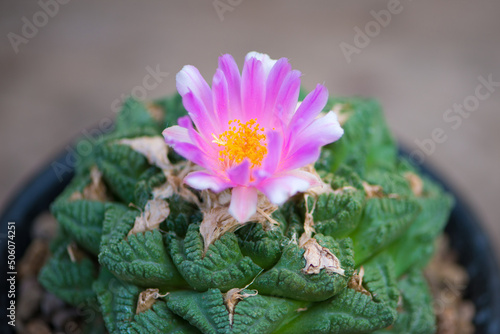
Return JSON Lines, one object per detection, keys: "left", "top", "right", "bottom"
{"left": 263, "top": 58, "right": 292, "bottom": 126}
{"left": 184, "top": 171, "right": 232, "bottom": 192}
{"left": 284, "top": 111, "right": 344, "bottom": 170}
{"left": 218, "top": 54, "right": 242, "bottom": 120}
{"left": 229, "top": 186, "right": 258, "bottom": 223}
{"left": 227, "top": 159, "right": 250, "bottom": 185}
{"left": 162, "top": 124, "right": 190, "bottom": 145}
{"left": 241, "top": 57, "right": 265, "bottom": 122}
{"left": 261, "top": 130, "right": 283, "bottom": 174}
{"left": 273, "top": 69, "right": 301, "bottom": 128}
{"left": 163, "top": 118, "right": 214, "bottom": 170}
{"left": 245, "top": 51, "right": 277, "bottom": 76}
{"left": 288, "top": 84, "right": 328, "bottom": 135}
{"left": 212, "top": 68, "right": 230, "bottom": 129}
{"left": 295, "top": 111, "right": 344, "bottom": 148}
{"left": 182, "top": 90, "right": 219, "bottom": 139}
{"left": 178, "top": 115, "right": 217, "bottom": 158}
{"left": 257, "top": 170, "right": 320, "bottom": 205}
{"left": 176, "top": 65, "right": 213, "bottom": 112}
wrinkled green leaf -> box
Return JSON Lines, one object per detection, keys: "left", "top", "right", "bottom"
{"left": 376, "top": 270, "right": 436, "bottom": 334}
{"left": 39, "top": 238, "right": 97, "bottom": 307}
{"left": 351, "top": 197, "right": 420, "bottom": 265}
{"left": 232, "top": 293, "right": 305, "bottom": 334}
{"left": 167, "top": 289, "right": 230, "bottom": 334}
{"left": 93, "top": 268, "right": 195, "bottom": 334}
{"left": 52, "top": 199, "right": 107, "bottom": 255}
{"left": 252, "top": 235, "right": 354, "bottom": 302}
{"left": 236, "top": 223, "right": 285, "bottom": 269}
{"left": 99, "top": 204, "right": 185, "bottom": 288}
{"left": 95, "top": 141, "right": 155, "bottom": 204}
{"left": 168, "top": 224, "right": 262, "bottom": 292}
{"left": 274, "top": 288, "right": 396, "bottom": 334}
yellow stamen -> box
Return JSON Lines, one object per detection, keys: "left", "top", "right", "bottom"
{"left": 212, "top": 118, "right": 267, "bottom": 167}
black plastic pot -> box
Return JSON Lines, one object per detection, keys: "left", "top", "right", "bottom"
{"left": 1, "top": 148, "right": 499, "bottom": 333}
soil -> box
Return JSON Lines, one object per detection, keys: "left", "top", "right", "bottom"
{"left": 15, "top": 213, "right": 475, "bottom": 334}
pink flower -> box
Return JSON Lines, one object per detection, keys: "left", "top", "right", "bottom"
{"left": 163, "top": 52, "right": 343, "bottom": 223}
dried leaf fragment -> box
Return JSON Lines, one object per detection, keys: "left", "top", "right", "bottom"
{"left": 298, "top": 194, "right": 316, "bottom": 248}
{"left": 136, "top": 288, "right": 169, "bottom": 314}
{"left": 199, "top": 192, "right": 279, "bottom": 254}
{"left": 302, "top": 238, "right": 345, "bottom": 276}
{"left": 301, "top": 164, "right": 333, "bottom": 197}
{"left": 119, "top": 136, "right": 171, "bottom": 170}
{"left": 332, "top": 103, "right": 352, "bottom": 126}
{"left": 128, "top": 199, "right": 170, "bottom": 236}
{"left": 348, "top": 266, "right": 370, "bottom": 296}
{"left": 223, "top": 272, "right": 261, "bottom": 325}
{"left": 362, "top": 182, "right": 385, "bottom": 198}
{"left": 405, "top": 172, "right": 424, "bottom": 196}
{"left": 69, "top": 166, "right": 108, "bottom": 201}
{"left": 333, "top": 186, "right": 357, "bottom": 195}
{"left": 199, "top": 206, "right": 240, "bottom": 255}
{"left": 66, "top": 243, "right": 86, "bottom": 263}
{"left": 146, "top": 103, "right": 164, "bottom": 122}
{"left": 154, "top": 163, "right": 201, "bottom": 205}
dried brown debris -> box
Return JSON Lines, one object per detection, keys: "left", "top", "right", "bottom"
{"left": 66, "top": 242, "right": 86, "bottom": 263}
{"left": 136, "top": 288, "right": 169, "bottom": 314}
{"left": 425, "top": 236, "right": 475, "bottom": 334}
{"left": 347, "top": 266, "right": 370, "bottom": 296}
{"left": 199, "top": 192, "right": 279, "bottom": 254}
{"left": 69, "top": 166, "right": 109, "bottom": 201}
{"left": 301, "top": 238, "right": 345, "bottom": 276}
{"left": 128, "top": 199, "right": 170, "bottom": 236}
{"left": 404, "top": 172, "right": 424, "bottom": 197}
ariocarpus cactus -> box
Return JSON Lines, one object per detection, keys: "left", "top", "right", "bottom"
{"left": 40, "top": 52, "right": 452, "bottom": 333}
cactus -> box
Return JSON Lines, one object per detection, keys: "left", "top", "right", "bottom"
{"left": 39, "top": 92, "right": 452, "bottom": 334}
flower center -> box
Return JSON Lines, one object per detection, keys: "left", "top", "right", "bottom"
{"left": 212, "top": 119, "right": 267, "bottom": 167}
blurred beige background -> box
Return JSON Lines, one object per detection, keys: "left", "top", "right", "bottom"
{"left": 1, "top": 1, "right": 499, "bottom": 258}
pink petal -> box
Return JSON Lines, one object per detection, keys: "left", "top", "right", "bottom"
{"left": 284, "top": 111, "right": 344, "bottom": 170}
{"left": 280, "top": 141, "right": 322, "bottom": 171}
{"left": 257, "top": 170, "right": 320, "bottom": 205}
{"left": 263, "top": 58, "right": 292, "bottom": 126}
{"left": 241, "top": 57, "right": 265, "bottom": 122}
{"left": 184, "top": 171, "right": 232, "bottom": 192}
{"left": 261, "top": 130, "right": 283, "bottom": 174}
{"left": 162, "top": 124, "right": 190, "bottom": 145}
{"left": 178, "top": 115, "right": 217, "bottom": 158}
{"left": 227, "top": 159, "right": 250, "bottom": 185}
{"left": 182, "top": 91, "right": 219, "bottom": 139}
{"left": 245, "top": 52, "right": 277, "bottom": 76}
{"left": 176, "top": 65, "right": 213, "bottom": 113}
{"left": 229, "top": 186, "right": 258, "bottom": 223}
{"left": 218, "top": 54, "right": 241, "bottom": 120}
{"left": 163, "top": 118, "right": 215, "bottom": 170}
{"left": 295, "top": 111, "right": 344, "bottom": 147}
{"left": 288, "top": 84, "right": 328, "bottom": 135}
{"left": 212, "top": 69, "right": 230, "bottom": 129}
{"left": 166, "top": 141, "right": 210, "bottom": 170}
{"left": 272, "top": 69, "right": 301, "bottom": 128}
